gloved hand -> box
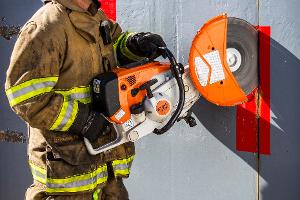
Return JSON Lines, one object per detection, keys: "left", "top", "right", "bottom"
{"left": 81, "top": 110, "right": 111, "bottom": 142}
{"left": 127, "top": 32, "right": 167, "bottom": 59}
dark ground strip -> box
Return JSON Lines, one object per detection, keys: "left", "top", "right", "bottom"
{"left": 0, "top": 130, "right": 26, "bottom": 143}
{"left": 0, "top": 17, "right": 24, "bottom": 144}
{"left": 0, "top": 17, "right": 20, "bottom": 40}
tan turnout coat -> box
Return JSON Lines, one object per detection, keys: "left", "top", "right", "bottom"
{"left": 5, "top": 0, "right": 135, "bottom": 195}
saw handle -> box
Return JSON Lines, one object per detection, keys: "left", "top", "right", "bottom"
{"left": 153, "top": 47, "right": 185, "bottom": 135}
{"left": 83, "top": 123, "right": 124, "bottom": 155}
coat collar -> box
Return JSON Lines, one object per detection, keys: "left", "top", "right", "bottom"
{"left": 69, "top": 11, "right": 102, "bottom": 43}
{"left": 54, "top": 0, "right": 88, "bottom": 13}
{"left": 52, "top": 0, "right": 108, "bottom": 43}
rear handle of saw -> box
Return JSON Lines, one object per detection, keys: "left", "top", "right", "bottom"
{"left": 83, "top": 123, "right": 124, "bottom": 155}
{"left": 84, "top": 47, "right": 185, "bottom": 155}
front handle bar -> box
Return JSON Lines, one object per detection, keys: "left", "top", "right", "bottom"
{"left": 153, "top": 47, "right": 185, "bottom": 135}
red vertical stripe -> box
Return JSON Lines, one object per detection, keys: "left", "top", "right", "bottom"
{"left": 100, "top": 0, "right": 117, "bottom": 21}
{"left": 236, "top": 26, "right": 271, "bottom": 155}
{"left": 258, "top": 26, "right": 271, "bottom": 155}
{"left": 236, "top": 91, "right": 259, "bottom": 153}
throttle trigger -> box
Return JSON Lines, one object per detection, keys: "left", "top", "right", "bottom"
{"left": 139, "top": 79, "right": 158, "bottom": 98}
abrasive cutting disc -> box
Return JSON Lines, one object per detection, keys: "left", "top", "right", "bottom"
{"left": 226, "top": 17, "right": 258, "bottom": 95}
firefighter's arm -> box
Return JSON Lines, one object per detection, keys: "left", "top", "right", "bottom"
{"left": 5, "top": 22, "right": 67, "bottom": 130}
{"left": 106, "top": 19, "right": 138, "bottom": 65}
{"left": 5, "top": 22, "right": 106, "bottom": 141}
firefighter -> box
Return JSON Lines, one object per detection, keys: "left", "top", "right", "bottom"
{"left": 5, "top": 0, "right": 166, "bottom": 199}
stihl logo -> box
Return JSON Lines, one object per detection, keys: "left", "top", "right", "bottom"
{"left": 156, "top": 100, "right": 171, "bottom": 116}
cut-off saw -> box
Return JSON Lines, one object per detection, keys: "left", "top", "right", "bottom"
{"left": 85, "top": 14, "right": 258, "bottom": 155}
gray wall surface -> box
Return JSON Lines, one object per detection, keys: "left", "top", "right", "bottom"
{"left": 0, "top": 0, "right": 299, "bottom": 200}
{"left": 259, "top": 1, "right": 300, "bottom": 200}
{"left": 0, "top": 1, "right": 42, "bottom": 199}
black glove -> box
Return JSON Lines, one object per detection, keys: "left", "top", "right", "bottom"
{"left": 81, "top": 110, "right": 111, "bottom": 142}
{"left": 127, "top": 32, "right": 166, "bottom": 59}
{"left": 69, "top": 103, "right": 111, "bottom": 142}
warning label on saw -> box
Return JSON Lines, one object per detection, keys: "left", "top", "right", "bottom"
{"left": 195, "top": 57, "right": 209, "bottom": 86}
{"left": 195, "top": 50, "right": 225, "bottom": 85}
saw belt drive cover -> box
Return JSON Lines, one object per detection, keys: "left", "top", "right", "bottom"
{"left": 189, "top": 14, "right": 258, "bottom": 106}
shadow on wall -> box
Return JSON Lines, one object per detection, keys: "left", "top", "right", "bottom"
{"left": 260, "top": 37, "right": 300, "bottom": 200}
{"left": 192, "top": 36, "right": 300, "bottom": 199}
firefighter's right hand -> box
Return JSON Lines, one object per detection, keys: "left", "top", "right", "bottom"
{"left": 81, "top": 111, "right": 111, "bottom": 142}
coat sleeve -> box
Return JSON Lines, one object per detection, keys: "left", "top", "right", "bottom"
{"left": 110, "top": 21, "right": 145, "bottom": 65}
{"left": 5, "top": 21, "right": 89, "bottom": 133}
{"left": 109, "top": 19, "right": 122, "bottom": 43}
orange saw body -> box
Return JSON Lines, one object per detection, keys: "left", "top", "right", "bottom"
{"left": 110, "top": 62, "right": 170, "bottom": 124}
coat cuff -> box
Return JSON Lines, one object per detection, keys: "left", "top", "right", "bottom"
{"left": 68, "top": 103, "right": 90, "bottom": 135}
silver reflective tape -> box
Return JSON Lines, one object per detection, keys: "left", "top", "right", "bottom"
{"left": 114, "top": 164, "right": 128, "bottom": 171}
{"left": 69, "top": 93, "right": 90, "bottom": 100}
{"left": 56, "top": 101, "right": 74, "bottom": 131}
{"left": 31, "top": 167, "right": 46, "bottom": 181}
{"left": 113, "top": 160, "right": 133, "bottom": 171}
{"left": 46, "top": 171, "right": 108, "bottom": 189}
{"left": 7, "top": 81, "right": 56, "bottom": 101}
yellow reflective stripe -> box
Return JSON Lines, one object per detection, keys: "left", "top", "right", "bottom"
{"left": 47, "top": 165, "right": 107, "bottom": 184}
{"left": 113, "top": 33, "right": 126, "bottom": 66}
{"left": 54, "top": 87, "right": 91, "bottom": 104}
{"left": 33, "top": 174, "right": 46, "bottom": 184}
{"left": 113, "top": 32, "right": 126, "bottom": 50}
{"left": 116, "top": 32, "right": 144, "bottom": 61}
{"left": 29, "top": 162, "right": 46, "bottom": 184}
{"left": 49, "top": 98, "right": 79, "bottom": 131}
{"left": 45, "top": 177, "right": 107, "bottom": 193}
{"left": 93, "top": 189, "right": 101, "bottom": 200}
{"left": 112, "top": 155, "right": 135, "bottom": 166}
{"left": 29, "top": 162, "right": 108, "bottom": 193}
{"left": 46, "top": 165, "right": 108, "bottom": 193}
{"left": 6, "top": 77, "right": 58, "bottom": 95}
{"left": 50, "top": 86, "right": 91, "bottom": 131}
{"left": 112, "top": 155, "right": 135, "bottom": 176}
{"left": 50, "top": 97, "right": 69, "bottom": 131}
{"left": 113, "top": 169, "right": 130, "bottom": 177}
{"left": 9, "top": 87, "right": 53, "bottom": 106}
{"left": 54, "top": 87, "right": 91, "bottom": 96}
{"left": 62, "top": 101, "right": 78, "bottom": 131}
{"left": 29, "top": 162, "right": 46, "bottom": 174}
{"left": 121, "top": 32, "right": 144, "bottom": 61}
{"left": 6, "top": 77, "right": 58, "bottom": 106}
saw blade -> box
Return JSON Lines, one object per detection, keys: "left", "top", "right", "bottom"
{"left": 227, "top": 17, "right": 258, "bottom": 95}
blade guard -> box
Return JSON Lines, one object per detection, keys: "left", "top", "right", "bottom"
{"left": 189, "top": 14, "right": 248, "bottom": 106}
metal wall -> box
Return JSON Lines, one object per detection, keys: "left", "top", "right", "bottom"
{"left": 0, "top": 0, "right": 299, "bottom": 199}
{"left": 259, "top": 1, "right": 300, "bottom": 199}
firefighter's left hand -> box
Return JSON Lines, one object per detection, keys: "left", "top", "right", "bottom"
{"left": 127, "top": 32, "right": 167, "bottom": 59}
